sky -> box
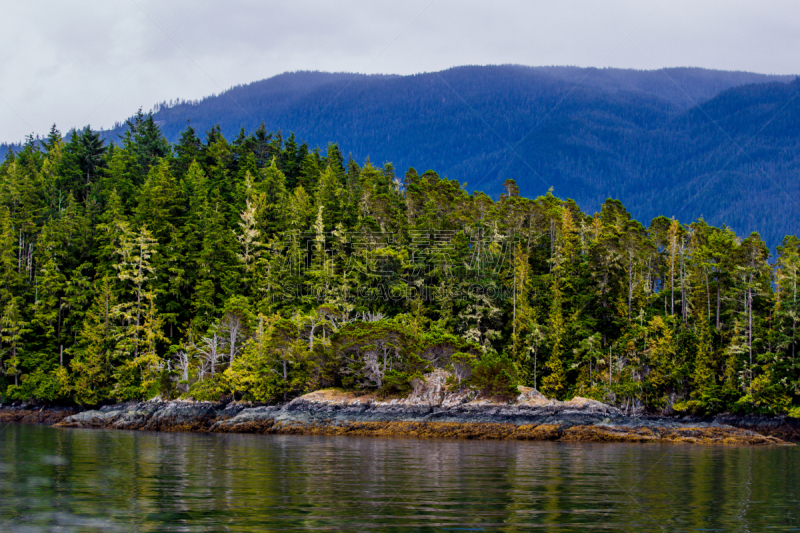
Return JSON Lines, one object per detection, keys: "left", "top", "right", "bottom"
{"left": 1, "top": 0, "right": 799, "bottom": 143}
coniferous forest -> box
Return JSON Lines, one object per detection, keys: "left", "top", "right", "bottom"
{"left": 1, "top": 112, "right": 799, "bottom": 417}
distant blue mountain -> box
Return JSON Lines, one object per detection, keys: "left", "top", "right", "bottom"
{"left": 4, "top": 65, "right": 798, "bottom": 245}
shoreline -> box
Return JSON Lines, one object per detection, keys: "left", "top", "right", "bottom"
{"left": 3, "top": 393, "right": 797, "bottom": 445}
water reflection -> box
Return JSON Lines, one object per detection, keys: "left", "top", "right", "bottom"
{"left": 0, "top": 424, "right": 798, "bottom": 532}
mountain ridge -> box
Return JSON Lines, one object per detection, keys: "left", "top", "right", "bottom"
{"left": 3, "top": 65, "right": 798, "bottom": 245}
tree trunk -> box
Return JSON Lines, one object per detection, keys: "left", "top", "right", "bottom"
{"left": 57, "top": 297, "right": 62, "bottom": 341}
{"left": 18, "top": 229, "right": 23, "bottom": 274}
{"left": 135, "top": 282, "right": 141, "bottom": 357}
{"left": 513, "top": 254, "right": 517, "bottom": 337}
{"left": 283, "top": 359, "right": 288, "bottom": 401}
{"left": 680, "top": 244, "right": 686, "bottom": 321}
{"left": 628, "top": 248, "right": 633, "bottom": 319}
{"left": 748, "top": 285, "right": 753, "bottom": 389}
{"left": 670, "top": 237, "right": 675, "bottom": 316}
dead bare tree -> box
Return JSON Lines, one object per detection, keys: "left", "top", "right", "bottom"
{"left": 361, "top": 311, "right": 385, "bottom": 322}
{"left": 219, "top": 312, "right": 245, "bottom": 364}
{"left": 194, "top": 333, "right": 224, "bottom": 380}
{"left": 173, "top": 350, "right": 191, "bottom": 392}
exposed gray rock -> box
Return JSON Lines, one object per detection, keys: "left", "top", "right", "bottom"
{"left": 51, "top": 371, "right": 797, "bottom": 444}
{"left": 58, "top": 400, "right": 248, "bottom": 432}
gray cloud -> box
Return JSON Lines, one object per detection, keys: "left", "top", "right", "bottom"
{"left": 1, "top": 0, "right": 798, "bottom": 142}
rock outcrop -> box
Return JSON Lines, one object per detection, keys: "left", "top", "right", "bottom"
{"left": 712, "top": 414, "right": 800, "bottom": 442}
{"left": 0, "top": 405, "right": 78, "bottom": 425}
{"left": 46, "top": 371, "right": 793, "bottom": 445}
{"left": 56, "top": 400, "right": 246, "bottom": 432}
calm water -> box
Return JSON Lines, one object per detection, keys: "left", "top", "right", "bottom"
{"left": 0, "top": 424, "right": 798, "bottom": 532}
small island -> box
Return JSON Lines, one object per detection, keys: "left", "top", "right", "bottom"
{"left": 1, "top": 368, "right": 793, "bottom": 445}
{"left": 0, "top": 118, "right": 799, "bottom": 446}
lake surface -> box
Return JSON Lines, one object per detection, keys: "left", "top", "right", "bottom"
{"left": 0, "top": 424, "right": 798, "bottom": 532}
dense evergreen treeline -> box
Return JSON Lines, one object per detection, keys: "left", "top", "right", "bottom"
{"left": 1, "top": 113, "right": 799, "bottom": 416}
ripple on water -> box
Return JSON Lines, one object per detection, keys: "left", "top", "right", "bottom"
{"left": 0, "top": 424, "right": 799, "bottom": 532}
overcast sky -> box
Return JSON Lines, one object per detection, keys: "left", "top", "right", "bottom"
{"left": 1, "top": 0, "right": 799, "bottom": 143}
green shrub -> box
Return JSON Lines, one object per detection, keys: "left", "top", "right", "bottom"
{"left": 6, "top": 368, "right": 70, "bottom": 403}
{"left": 470, "top": 352, "right": 519, "bottom": 400}
{"left": 335, "top": 320, "right": 425, "bottom": 395}
{"left": 672, "top": 399, "right": 704, "bottom": 416}
{"left": 185, "top": 375, "right": 228, "bottom": 401}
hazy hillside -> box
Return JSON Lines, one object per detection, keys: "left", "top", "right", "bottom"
{"left": 3, "top": 65, "right": 798, "bottom": 245}
{"left": 535, "top": 66, "right": 792, "bottom": 108}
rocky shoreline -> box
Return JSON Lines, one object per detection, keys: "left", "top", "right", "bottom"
{"left": 3, "top": 377, "right": 797, "bottom": 445}
{"left": 0, "top": 405, "right": 79, "bottom": 426}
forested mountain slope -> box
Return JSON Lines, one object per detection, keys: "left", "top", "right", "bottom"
{"left": 2, "top": 65, "right": 797, "bottom": 244}
{"left": 535, "top": 66, "right": 792, "bottom": 108}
